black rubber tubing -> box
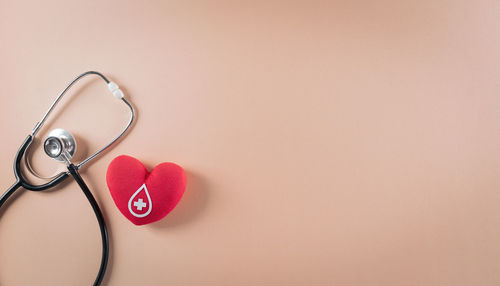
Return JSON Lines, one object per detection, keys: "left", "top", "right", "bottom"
{"left": 0, "top": 165, "right": 109, "bottom": 286}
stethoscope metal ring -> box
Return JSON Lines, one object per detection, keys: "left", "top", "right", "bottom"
{"left": 43, "top": 128, "right": 77, "bottom": 162}
{"left": 44, "top": 137, "right": 63, "bottom": 158}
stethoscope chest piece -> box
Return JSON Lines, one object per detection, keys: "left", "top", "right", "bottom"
{"left": 44, "top": 128, "right": 76, "bottom": 162}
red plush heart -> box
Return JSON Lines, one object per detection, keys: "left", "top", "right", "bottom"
{"left": 106, "top": 155, "right": 186, "bottom": 225}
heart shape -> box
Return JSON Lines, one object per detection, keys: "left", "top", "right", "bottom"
{"left": 106, "top": 155, "right": 186, "bottom": 225}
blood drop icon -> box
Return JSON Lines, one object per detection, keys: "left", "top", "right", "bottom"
{"left": 128, "top": 184, "right": 153, "bottom": 218}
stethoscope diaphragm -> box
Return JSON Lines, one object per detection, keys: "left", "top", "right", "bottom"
{"left": 43, "top": 128, "right": 76, "bottom": 162}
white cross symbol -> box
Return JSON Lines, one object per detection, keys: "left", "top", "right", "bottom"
{"left": 133, "top": 198, "right": 147, "bottom": 211}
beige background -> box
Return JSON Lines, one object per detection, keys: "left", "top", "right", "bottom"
{"left": 0, "top": 0, "right": 499, "bottom": 285}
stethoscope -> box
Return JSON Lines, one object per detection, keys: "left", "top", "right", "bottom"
{"left": 0, "top": 71, "right": 135, "bottom": 285}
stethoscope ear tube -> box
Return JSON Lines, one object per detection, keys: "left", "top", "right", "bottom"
{"left": 30, "top": 71, "right": 135, "bottom": 171}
